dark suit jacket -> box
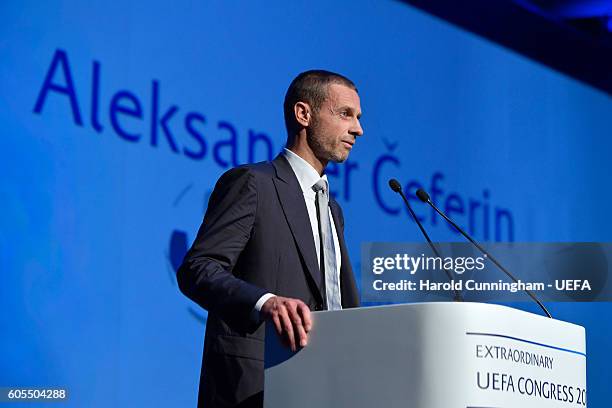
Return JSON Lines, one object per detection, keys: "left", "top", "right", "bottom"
{"left": 177, "top": 154, "right": 360, "bottom": 408}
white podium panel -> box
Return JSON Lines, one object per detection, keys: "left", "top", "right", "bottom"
{"left": 264, "top": 302, "right": 586, "bottom": 408}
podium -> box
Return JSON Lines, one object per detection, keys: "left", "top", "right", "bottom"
{"left": 264, "top": 302, "right": 587, "bottom": 408}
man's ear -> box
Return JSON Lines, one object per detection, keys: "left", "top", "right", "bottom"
{"left": 294, "top": 102, "right": 312, "bottom": 127}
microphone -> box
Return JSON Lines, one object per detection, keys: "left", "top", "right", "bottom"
{"left": 415, "top": 188, "right": 552, "bottom": 318}
{"left": 388, "top": 179, "right": 462, "bottom": 301}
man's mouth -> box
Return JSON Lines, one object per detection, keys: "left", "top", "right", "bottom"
{"left": 342, "top": 140, "right": 354, "bottom": 149}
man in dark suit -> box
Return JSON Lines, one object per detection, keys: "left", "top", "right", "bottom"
{"left": 177, "top": 70, "right": 364, "bottom": 407}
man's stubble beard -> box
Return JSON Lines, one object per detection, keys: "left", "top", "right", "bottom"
{"left": 307, "top": 115, "right": 348, "bottom": 164}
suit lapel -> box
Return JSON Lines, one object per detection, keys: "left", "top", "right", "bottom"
{"left": 272, "top": 155, "right": 324, "bottom": 300}
{"left": 329, "top": 199, "right": 360, "bottom": 308}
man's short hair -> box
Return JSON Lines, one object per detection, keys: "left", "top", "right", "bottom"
{"left": 283, "top": 70, "right": 358, "bottom": 136}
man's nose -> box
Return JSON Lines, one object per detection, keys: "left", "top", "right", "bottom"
{"left": 351, "top": 118, "right": 364, "bottom": 137}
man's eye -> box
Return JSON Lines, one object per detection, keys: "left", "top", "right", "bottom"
{"left": 339, "top": 111, "right": 349, "bottom": 117}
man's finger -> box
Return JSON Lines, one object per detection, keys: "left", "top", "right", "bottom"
{"left": 279, "top": 307, "right": 296, "bottom": 352}
{"left": 288, "top": 306, "right": 308, "bottom": 347}
{"left": 272, "top": 313, "right": 283, "bottom": 337}
{"left": 297, "top": 302, "right": 312, "bottom": 332}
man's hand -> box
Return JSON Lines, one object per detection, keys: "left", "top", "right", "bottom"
{"left": 260, "top": 296, "right": 312, "bottom": 352}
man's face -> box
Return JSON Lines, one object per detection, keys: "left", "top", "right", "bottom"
{"left": 307, "top": 83, "right": 363, "bottom": 163}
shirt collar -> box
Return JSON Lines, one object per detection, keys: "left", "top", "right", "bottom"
{"left": 283, "top": 148, "right": 328, "bottom": 195}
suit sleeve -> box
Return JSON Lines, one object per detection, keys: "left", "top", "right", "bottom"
{"left": 176, "top": 166, "right": 267, "bottom": 327}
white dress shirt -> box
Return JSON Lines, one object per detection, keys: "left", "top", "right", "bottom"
{"left": 253, "top": 149, "right": 343, "bottom": 314}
